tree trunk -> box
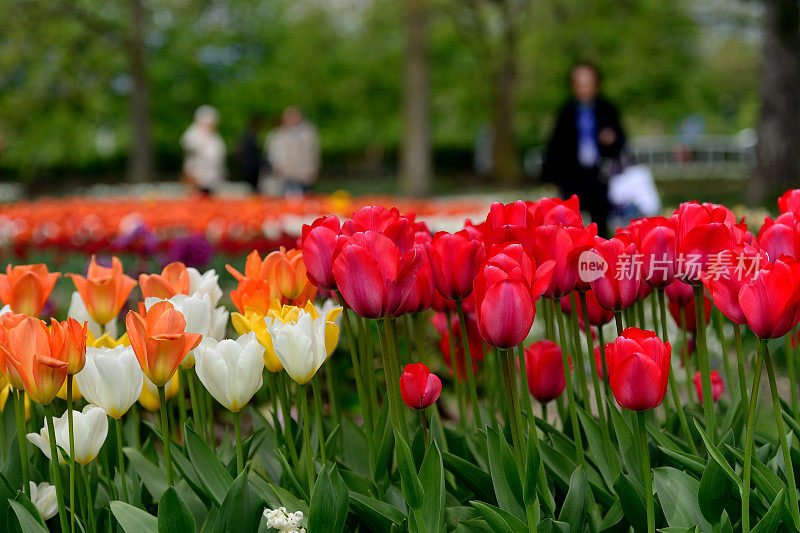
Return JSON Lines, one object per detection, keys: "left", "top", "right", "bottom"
{"left": 399, "top": 0, "right": 432, "bottom": 197}
{"left": 127, "top": 0, "right": 154, "bottom": 182}
{"left": 752, "top": 0, "right": 800, "bottom": 203}
{"left": 491, "top": 23, "right": 520, "bottom": 184}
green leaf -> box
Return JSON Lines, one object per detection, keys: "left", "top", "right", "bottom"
{"left": 522, "top": 427, "right": 540, "bottom": 506}
{"left": 535, "top": 518, "right": 571, "bottom": 533}
{"left": 692, "top": 420, "right": 740, "bottom": 490}
{"left": 124, "top": 447, "right": 168, "bottom": 501}
{"left": 656, "top": 446, "right": 705, "bottom": 475}
{"left": 185, "top": 425, "right": 233, "bottom": 507}
{"left": 8, "top": 500, "right": 47, "bottom": 533}
{"left": 213, "top": 472, "right": 264, "bottom": 533}
{"left": 698, "top": 453, "right": 733, "bottom": 525}
{"left": 158, "top": 486, "right": 195, "bottom": 533}
{"left": 418, "top": 442, "right": 445, "bottom": 533}
{"left": 485, "top": 426, "right": 524, "bottom": 521}
{"left": 576, "top": 406, "right": 616, "bottom": 488}
{"left": 349, "top": 491, "right": 405, "bottom": 531}
{"left": 752, "top": 487, "right": 785, "bottom": 533}
{"left": 110, "top": 500, "right": 158, "bottom": 533}
{"left": 394, "top": 429, "right": 423, "bottom": 510}
{"left": 442, "top": 452, "right": 495, "bottom": 504}
{"left": 613, "top": 473, "right": 646, "bottom": 532}
{"left": 653, "top": 467, "right": 712, "bottom": 531}
{"left": 558, "top": 466, "right": 588, "bottom": 532}
{"left": 308, "top": 467, "right": 349, "bottom": 533}
{"left": 608, "top": 400, "right": 640, "bottom": 483}
{"left": 598, "top": 500, "right": 624, "bottom": 531}
{"left": 469, "top": 501, "right": 527, "bottom": 533}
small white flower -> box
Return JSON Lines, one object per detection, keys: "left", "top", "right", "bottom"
{"left": 76, "top": 345, "right": 144, "bottom": 419}
{"left": 194, "top": 333, "right": 264, "bottom": 412}
{"left": 29, "top": 481, "right": 58, "bottom": 520}
{"left": 27, "top": 405, "right": 108, "bottom": 464}
{"left": 187, "top": 267, "right": 223, "bottom": 307}
{"left": 263, "top": 507, "right": 306, "bottom": 532}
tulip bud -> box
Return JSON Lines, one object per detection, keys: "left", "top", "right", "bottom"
{"left": 399, "top": 363, "right": 442, "bottom": 410}
{"left": 524, "top": 340, "right": 571, "bottom": 403}
{"left": 693, "top": 370, "right": 724, "bottom": 404}
{"left": 605, "top": 327, "right": 671, "bottom": 411}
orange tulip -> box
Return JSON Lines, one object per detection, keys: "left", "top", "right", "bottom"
{"left": 49, "top": 318, "right": 88, "bottom": 375}
{"left": 0, "top": 312, "right": 29, "bottom": 388}
{"left": 226, "top": 248, "right": 317, "bottom": 315}
{"left": 0, "top": 264, "right": 60, "bottom": 316}
{"left": 0, "top": 317, "right": 68, "bottom": 405}
{"left": 139, "top": 262, "right": 190, "bottom": 299}
{"left": 68, "top": 257, "right": 137, "bottom": 326}
{"left": 126, "top": 300, "right": 202, "bottom": 387}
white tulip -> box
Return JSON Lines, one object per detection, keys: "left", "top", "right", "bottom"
{"left": 28, "top": 405, "right": 108, "bottom": 464}
{"left": 264, "top": 309, "right": 331, "bottom": 385}
{"left": 209, "top": 305, "right": 230, "bottom": 341}
{"left": 187, "top": 267, "right": 223, "bottom": 307}
{"left": 315, "top": 299, "right": 342, "bottom": 326}
{"left": 67, "top": 291, "right": 117, "bottom": 338}
{"left": 29, "top": 482, "right": 58, "bottom": 521}
{"left": 76, "top": 345, "right": 144, "bottom": 419}
{"left": 194, "top": 333, "right": 265, "bottom": 412}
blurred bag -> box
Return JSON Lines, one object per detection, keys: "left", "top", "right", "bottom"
{"left": 608, "top": 164, "right": 661, "bottom": 222}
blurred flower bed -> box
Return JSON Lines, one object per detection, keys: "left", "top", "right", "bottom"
{"left": 0, "top": 191, "right": 489, "bottom": 261}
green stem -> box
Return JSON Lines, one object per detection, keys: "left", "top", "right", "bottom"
{"left": 46, "top": 406, "right": 69, "bottom": 533}
{"left": 186, "top": 369, "right": 204, "bottom": 433}
{"left": 741, "top": 339, "right": 764, "bottom": 533}
{"left": 713, "top": 311, "right": 732, "bottom": 391}
{"left": 679, "top": 306, "right": 694, "bottom": 403}
{"left": 323, "top": 363, "right": 342, "bottom": 433}
{"left": 420, "top": 409, "right": 428, "bottom": 448}
{"left": 446, "top": 311, "right": 467, "bottom": 428}
{"left": 389, "top": 319, "right": 409, "bottom": 429}
{"left": 298, "top": 385, "right": 314, "bottom": 492}
{"left": 498, "top": 348, "right": 523, "bottom": 465}
{"left": 131, "top": 403, "right": 141, "bottom": 452}
{"left": 380, "top": 317, "right": 406, "bottom": 441}
{"left": 637, "top": 411, "right": 655, "bottom": 533}
{"left": 311, "top": 378, "right": 327, "bottom": 465}
{"left": 233, "top": 411, "right": 244, "bottom": 474}
{"left": 733, "top": 323, "right": 748, "bottom": 407}
{"left": 176, "top": 368, "right": 187, "bottom": 441}
{"left": 567, "top": 293, "right": 589, "bottom": 407}
{"left": 66, "top": 377, "right": 76, "bottom": 533}
{"left": 651, "top": 293, "right": 672, "bottom": 421}
{"left": 787, "top": 333, "right": 799, "bottom": 418}
{"left": 14, "top": 390, "right": 29, "bottom": 497}
{"left": 517, "top": 343, "right": 534, "bottom": 423}
{"left": 114, "top": 417, "right": 129, "bottom": 503}
{"left": 157, "top": 386, "right": 174, "bottom": 487}
{"left": 205, "top": 385, "right": 214, "bottom": 444}
{"left": 552, "top": 299, "right": 584, "bottom": 465}
{"left": 277, "top": 373, "right": 300, "bottom": 466}
{"left": 579, "top": 292, "right": 613, "bottom": 460}
{"left": 361, "top": 317, "right": 380, "bottom": 428}
{"left": 82, "top": 465, "right": 95, "bottom": 533}
{"left": 456, "top": 299, "right": 482, "bottom": 427}
{"left": 692, "top": 284, "right": 716, "bottom": 444}
{"left": 339, "top": 303, "right": 373, "bottom": 440}
{"left": 657, "top": 289, "right": 697, "bottom": 454}
{"left": 614, "top": 311, "right": 624, "bottom": 336}
{"left": 764, "top": 342, "right": 800, "bottom": 527}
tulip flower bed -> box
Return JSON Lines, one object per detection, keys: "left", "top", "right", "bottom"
{"left": 4, "top": 192, "right": 800, "bottom": 532}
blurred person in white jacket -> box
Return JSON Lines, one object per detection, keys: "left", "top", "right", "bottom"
{"left": 181, "top": 105, "right": 226, "bottom": 195}
{"left": 264, "top": 107, "right": 320, "bottom": 196}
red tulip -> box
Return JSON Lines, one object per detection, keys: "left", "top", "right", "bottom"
{"left": 528, "top": 195, "right": 583, "bottom": 227}
{"left": 473, "top": 244, "right": 555, "bottom": 348}
{"left": 399, "top": 363, "right": 442, "bottom": 409}
{"left": 483, "top": 201, "right": 536, "bottom": 252}
{"left": 664, "top": 280, "right": 693, "bottom": 305}
{"left": 667, "top": 289, "right": 711, "bottom": 333}
{"left": 693, "top": 369, "right": 724, "bottom": 403}
{"left": 395, "top": 231, "right": 436, "bottom": 314}
{"left": 332, "top": 231, "right": 423, "bottom": 318}
{"left": 524, "top": 340, "right": 571, "bottom": 403}
{"left": 301, "top": 215, "right": 342, "bottom": 290}
{"left": 532, "top": 223, "right": 597, "bottom": 297}
{"left": 425, "top": 230, "right": 485, "bottom": 301}
{"left": 638, "top": 217, "right": 678, "bottom": 288}
{"left": 605, "top": 327, "right": 671, "bottom": 411}
{"left": 779, "top": 189, "right": 800, "bottom": 214}
{"left": 738, "top": 257, "right": 800, "bottom": 339}
{"left": 432, "top": 302, "right": 485, "bottom": 381}
{"left": 673, "top": 202, "right": 742, "bottom": 284}
{"left": 587, "top": 236, "right": 642, "bottom": 311}
{"left": 342, "top": 205, "right": 415, "bottom": 253}
{"left": 594, "top": 345, "right": 607, "bottom": 380}
{"left": 560, "top": 289, "right": 614, "bottom": 327}
{"left": 757, "top": 212, "right": 800, "bottom": 262}
{"left": 700, "top": 244, "right": 766, "bottom": 325}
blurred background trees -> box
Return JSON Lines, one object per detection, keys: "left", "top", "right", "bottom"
{"left": 0, "top": 0, "right": 782, "bottom": 199}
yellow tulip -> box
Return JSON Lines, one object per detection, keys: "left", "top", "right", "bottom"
{"left": 138, "top": 374, "right": 180, "bottom": 412}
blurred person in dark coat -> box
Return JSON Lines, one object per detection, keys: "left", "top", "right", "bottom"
{"left": 237, "top": 115, "right": 265, "bottom": 192}
{"left": 542, "top": 63, "right": 626, "bottom": 236}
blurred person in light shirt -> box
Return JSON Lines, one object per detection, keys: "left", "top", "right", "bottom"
{"left": 264, "top": 107, "right": 320, "bottom": 196}
{"left": 181, "top": 105, "right": 226, "bottom": 195}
